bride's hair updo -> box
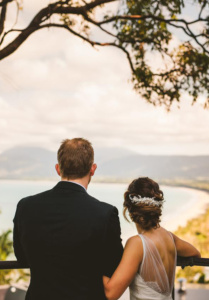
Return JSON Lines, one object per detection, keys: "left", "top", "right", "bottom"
{"left": 123, "top": 177, "right": 164, "bottom": 230}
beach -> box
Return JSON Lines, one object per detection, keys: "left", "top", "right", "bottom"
{"left": 161, "top": 186, "right": 209, "bottom": 232}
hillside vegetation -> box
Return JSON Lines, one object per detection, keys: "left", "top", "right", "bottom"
{"left": 174, "top": 184, "right": 209, "bottom": 283}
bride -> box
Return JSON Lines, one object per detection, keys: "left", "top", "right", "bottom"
{"left": 103, "top": 177, "right": 201, "bottom": 300}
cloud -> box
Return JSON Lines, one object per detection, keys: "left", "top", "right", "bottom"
{"left": 0, "top": 1, "right": 208, "bottom": 155}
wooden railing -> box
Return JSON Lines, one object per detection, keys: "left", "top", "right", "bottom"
{"left": 0, "top": 257, "right": 209, "bottom": 300}
{"left": 0, "top": 256, "right": 208, "bottom": 269}
{"left": 177, "top": 256, "right": 209, "bottom": 268}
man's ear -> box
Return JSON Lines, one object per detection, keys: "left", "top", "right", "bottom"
{"left": 55, "top": 164, "right": 61, "bottom": 176}
{"left": 90, "top": 163, "right": 97, "bottom": 176}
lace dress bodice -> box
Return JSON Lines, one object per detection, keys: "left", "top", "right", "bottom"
{"left": 129, "top": 233, "right": 176, "bottom": 300}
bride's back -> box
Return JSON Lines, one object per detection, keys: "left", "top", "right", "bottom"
{"left": 129, "top": 228, "right": 176, "bottom": 300}
{"left": 143, "top": 227, "right": 176, "bottom": 287}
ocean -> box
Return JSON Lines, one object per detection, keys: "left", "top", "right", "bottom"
{"left": 0, "top": 180, "right": 209, "bottom": 241}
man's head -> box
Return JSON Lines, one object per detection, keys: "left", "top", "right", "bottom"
{"left": 55, "top": 138, "right": 96, "bottom": 180}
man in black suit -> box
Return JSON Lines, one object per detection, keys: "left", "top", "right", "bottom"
{"left": 13, "top": 138, "right": 123, "bottom": 300}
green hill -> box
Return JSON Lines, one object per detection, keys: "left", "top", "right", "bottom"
{"left": 174, "top": 189, "right": 209, "bottom": 283}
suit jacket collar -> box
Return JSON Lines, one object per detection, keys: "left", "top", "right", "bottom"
{"left": 53, "top": 181, "right": 87, "bottom": 193}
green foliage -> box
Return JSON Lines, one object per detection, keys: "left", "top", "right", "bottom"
{"left": 176, "top": 266, "right": 204, "bottom": 283}
{"left": 0, "top": 230, "right": 13, "bottom": 261}
{"left": 116, "top": 0, "right": 209, "bottom": 108}
{"left": 174, "top": 196, "right": 209, "bottom": 282}
{"left": 0, "top": 229, "right": 29, "bottom": 285}
{"left": 197, "top": 273, "right": 205, "bottom": 283}
{"left": 0, "top": 230, "right": 14, "bottom": 285}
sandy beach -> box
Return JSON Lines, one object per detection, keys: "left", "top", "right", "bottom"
{"left": 161, "top": 186, "right": 209, "bottom": 232}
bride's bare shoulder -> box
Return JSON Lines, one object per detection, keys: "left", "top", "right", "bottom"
{"left": 125, "top": 235, "right": 143, "bottom": 248}
{"left": 123, "top": 235, "right": 143, "bottom": 261}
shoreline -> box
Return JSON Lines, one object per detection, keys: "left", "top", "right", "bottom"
{"left": 1, "top": 178, "right": 209, "bottom": 192}
{"left": 159, "top": 182, "right": 209, "bottom": 196}
{"left": 161, "top": 186, "right": 209, "bottom": 232}
{"left": 0, "top": 179, "right": 209, "bottom": 235}
{"left": 90, "top": 182, "right": 209, "bottom": 233}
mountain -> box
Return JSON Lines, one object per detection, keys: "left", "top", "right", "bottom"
{"left": 0, "top": 146, "right": 209, "bottom": 181}
{"left": 0, "top": 147, "right": 57, "bottom": 179}
{"left": 96, "top": 154, "right": 209, "bottom": 180}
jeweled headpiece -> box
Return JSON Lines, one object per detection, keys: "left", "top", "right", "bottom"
{"left": 129, "top": 194, "right": 162, "bottom": 207}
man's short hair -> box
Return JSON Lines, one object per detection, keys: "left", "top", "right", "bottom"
{"left": 57, "top": 138, "right": 94, "bottom": 179}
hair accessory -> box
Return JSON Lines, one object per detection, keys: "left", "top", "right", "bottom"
{"left": 129, "top": 194, "right": 162, "bottom": 207}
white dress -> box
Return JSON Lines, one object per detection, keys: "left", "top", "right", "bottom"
{"left": 129, "top": 234, "right": 176, "bottom": 300}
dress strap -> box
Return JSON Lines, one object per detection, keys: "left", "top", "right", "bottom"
{"left": 168, "top": 232, "right": 176, "bottom": 249}
{"left": 138, "top": 234, "right": 146, "bottom": 268}
{"left": 137, "top": 233, "right": 171, "bottom": 295}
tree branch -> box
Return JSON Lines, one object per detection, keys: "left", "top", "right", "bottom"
{"left": 81, "top": 13, "right": 117, "bottom": 38}
{"left": 40, "top": 23, "right": 97, "bottom": 46}
{"left": 0, "top": 0, "right": 13, "bottom": 7}
{"left": 0, "top": 3, "right": 7, "bottom": 36}
{"left": 0, "top": 27, "right": 37, "bottom": 60}
{"left": 0, "top": 28, "right": 22, "bottom": 46}
{"left": 98, "top": 14, "right": 209, "bottom": 53}
{"left": 0, "top": 0, "right": 119, "bottom": 60}
{"left": 98, "top": 13, "right": 208, "bottom": 26}
{"left": 39, "top": 22, "right": 135, "bottom": 74}
{"left": 25, "top": 0, "right": 118, "bottom": 28}
{"left": 199, "top": 0, "right": 207, "bottom": 19}
{"left": 0, "top": 0, "right": 208, "bottom": 107}
{"left": 184, "top": 22, "right": 209, "bottom": 54}
{"left": 2, "top": 0, "right": 206, "bottom": 61}
{"left": 98, "top": 14, "right": 207, "bottom": 27}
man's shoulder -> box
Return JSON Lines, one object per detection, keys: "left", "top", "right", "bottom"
{"left": 86, "top": 193, "right": 118, "bottom": 215}
{"left": 17, "top": 188, "right": 53, "bottom": 207}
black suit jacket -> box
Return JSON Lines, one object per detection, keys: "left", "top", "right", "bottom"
{"left": 13, "top": 181, "right": 123, "bottom": 300}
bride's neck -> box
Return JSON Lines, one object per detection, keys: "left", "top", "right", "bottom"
{"left": 136, "top": 224, "right": 146, "bottom": 234}
{"left": 136, "top": 224, "right": 159, "bottom": 235}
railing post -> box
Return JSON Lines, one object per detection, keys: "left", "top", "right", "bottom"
{"left": 172, "top": 287, "right": 175, "bottom": 300}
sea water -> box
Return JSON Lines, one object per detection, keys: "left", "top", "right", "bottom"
{"left": 0, "top": 180, "right": 208, "bottom": 240}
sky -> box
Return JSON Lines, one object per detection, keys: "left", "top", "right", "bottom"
{"left": 0, "top": 0, "right": 209, "bottom": 156}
